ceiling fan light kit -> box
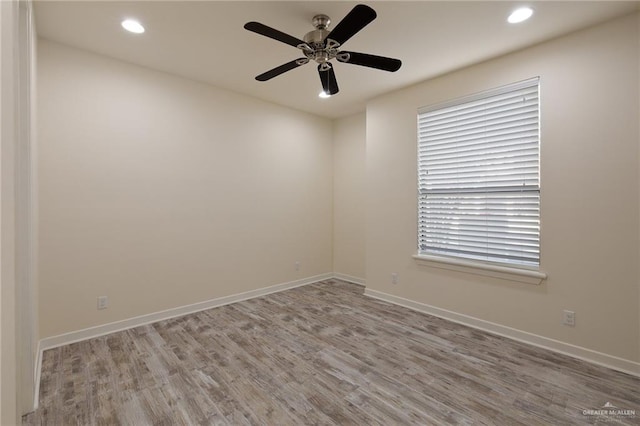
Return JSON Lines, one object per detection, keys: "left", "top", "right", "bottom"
{"left": 244, "top": 4, "right": 402, "bottom": 96}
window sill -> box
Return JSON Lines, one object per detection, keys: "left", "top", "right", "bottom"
{"left": 412, "top": 254, "right": 547, "bottom": 285}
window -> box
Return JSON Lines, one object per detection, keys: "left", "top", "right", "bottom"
{"left": 417, "top": 78, "right": 540, "bottom": 268}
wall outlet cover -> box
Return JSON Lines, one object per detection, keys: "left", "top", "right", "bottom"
{"left": 97, "top": 296, "right": 108, "bottom": 310}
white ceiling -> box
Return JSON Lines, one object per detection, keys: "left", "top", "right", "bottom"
{"left": 34, "top": 1, "right": 638, "bottom": 119}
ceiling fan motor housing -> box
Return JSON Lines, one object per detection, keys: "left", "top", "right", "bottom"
{"left": 303, "top": 28, "right": 330, "bottom": 46}
{"left": 302, "top": 15, "right": 341, "bottom": 65}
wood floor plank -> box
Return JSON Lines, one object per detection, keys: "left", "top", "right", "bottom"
{"left": 24, "top": 280, "right": 640, "bottom": 425}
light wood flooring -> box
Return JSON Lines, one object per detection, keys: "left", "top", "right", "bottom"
{"left": 24, "top": 280, "right": 640, "bottom": 425}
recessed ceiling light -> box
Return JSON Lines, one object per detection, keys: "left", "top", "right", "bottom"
{"left": 319, "top": 91, "right": 331, "bottom": 99}
{"left": 121, "top": 19, "right": 145, "bottom": 34}
{"left": 507, "top": 7, "right": 533, "bottom": 24}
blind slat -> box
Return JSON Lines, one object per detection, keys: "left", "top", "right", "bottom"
{"left": 417, "top": 78, "right": 540, "bottom": 267}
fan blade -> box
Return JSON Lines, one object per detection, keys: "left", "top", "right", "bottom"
{"left": 318, "top": 64, "right": 339, "bottom": 95}
{"left": 256, "top": 58, "right": 309, "bottom": 81}
{"left": 337, "top": 51, "right": 402, "bottom": 72}
{"left": 325, "top": 4, "right": 376, "bottom": 47}
{"left": 244, "top": 22, "right": 306, "bottom": 48}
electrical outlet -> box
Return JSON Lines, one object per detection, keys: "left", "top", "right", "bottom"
{"left": 563, "top": 310, "right": 575, "bottom": 327}
{"left": 391, "top": 273, "right": 398, "bottom": 285}
{"left": 97, "top": 296, "right": 108, "bottom": 310}
{"left": 295, "top": 261, "right": 300, "bottom": 271}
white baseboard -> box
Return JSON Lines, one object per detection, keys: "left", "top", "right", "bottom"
{"left": 33, "top": 273, "right": 333, "bottom": 409}
{"left": 332, "top": 273, "right": 365, "bottom": 286}
{"left": 39, "top": 273, "right": 333, "bottom": 352}
{"left": 36, "top": 274, "right": 637, "bottom": 413}
{"left": 364, "top": 288, "right": 640, "bottom": 378}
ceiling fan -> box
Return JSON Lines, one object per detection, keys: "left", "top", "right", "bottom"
{"left": 244, "top": 4, "right": 402, "bottom": 96}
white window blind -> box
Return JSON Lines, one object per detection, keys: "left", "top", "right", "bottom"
{"left": 417, "top": 78, "right": 540, "bottom": 267}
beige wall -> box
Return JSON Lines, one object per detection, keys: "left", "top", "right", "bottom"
{"left": 333, "top": 113, "right": 366, "bottom": 280}
{"left": 1, "top": 0, "right": 39, "bottom": 421}
{"left": 18, "top": 0, "right": 38, "bottom": 415}
{"left": 637, "top": 10, "right": 640, "bottom": 372}
{"left": 365, "top": 14, "right": 640, "bottom": 362}
{"left": 1, "top": 1, "right": 19, "bottom": 422}
{"left": 37, "top": 40, "right": 333, "bottom": 338}
{"left": 35, "top": 11, "right": 640, "bottom": 370}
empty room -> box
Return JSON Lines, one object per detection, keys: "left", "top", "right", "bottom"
{"left": 1, "top": 0, "right": 639, "bottom": 424}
